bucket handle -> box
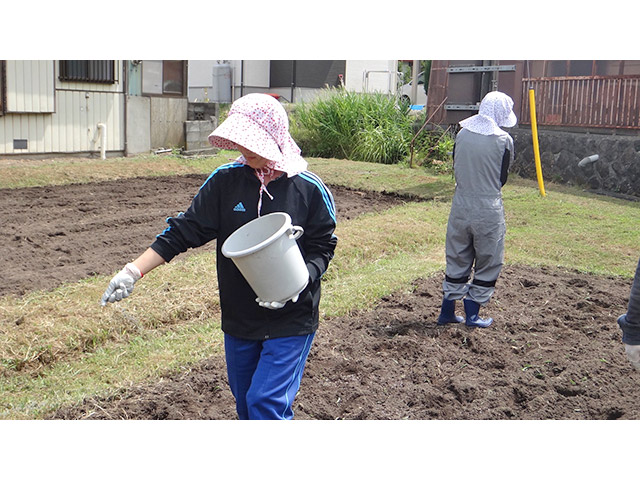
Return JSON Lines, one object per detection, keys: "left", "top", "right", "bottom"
{"left": 287, "top": 225, "right": 304, "bottom": 241}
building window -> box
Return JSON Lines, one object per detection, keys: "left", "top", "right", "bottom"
{"left": 270, "top": 60, "right": 346, "bottom": 89}
{"left": 59, "top": 60, "right": 115, "bottom": 83}
{"left": 595, "top": 60, "right": 623, "bottom": 76}
{"left": 567, "top": 60, "right": 594, "bottom": 76}
{"left": 142, "top": 60, "right": 186, "bottom": 96}
{"left": 162, "top": 60, "right": 185, "bottom": 95}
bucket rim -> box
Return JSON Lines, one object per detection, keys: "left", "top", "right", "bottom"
{"left": 221, "top": 212, "right": 293, "bottom": 258}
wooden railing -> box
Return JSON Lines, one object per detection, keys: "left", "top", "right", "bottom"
{"left": 521, "top": 76, "right": 640, "bottom": 129}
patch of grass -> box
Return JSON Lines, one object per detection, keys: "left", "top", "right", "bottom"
{"left": 1, "top": 153, "right": 639, "bottom": 418}
{"left": 504, "top": 178, "right": 640, "bottom": 276}
{"left": 308, "top": 157, "right": 455, "bottom": 200}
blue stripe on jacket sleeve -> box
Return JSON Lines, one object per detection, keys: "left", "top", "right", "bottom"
{"left": 199, "top": 161, "right": 244, "bottom": 191}
{"left": 298, "top": 171, "right": 336, "bottom": 223}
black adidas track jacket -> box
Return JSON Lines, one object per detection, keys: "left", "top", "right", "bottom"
{"left": 150, "top": 162, "right": 338, "bottom": 340}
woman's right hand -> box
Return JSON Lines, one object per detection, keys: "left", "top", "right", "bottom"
{"left": 100, "top": 263, "right": 142, "bottom": 306}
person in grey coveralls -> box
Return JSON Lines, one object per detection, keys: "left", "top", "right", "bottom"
{"left": 618, "top": 257, "right": 640, "bottom": 370}
{"left": 437, "top": 91, "right": 516, "bottom": 328}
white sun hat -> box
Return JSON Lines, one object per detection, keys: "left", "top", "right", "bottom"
{"left": 208, "top": 93, "right": 307, "bottom": 177}
{"left": 459, "top": 91, "right": 517, "bottom": 136}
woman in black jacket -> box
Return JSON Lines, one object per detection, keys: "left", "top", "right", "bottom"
{"left": 101, "top": 94, "right": 337, "bottom": 419}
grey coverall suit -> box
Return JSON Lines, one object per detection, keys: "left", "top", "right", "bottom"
{"left": 443, "top": 127, "right": 514, "bottom": 306}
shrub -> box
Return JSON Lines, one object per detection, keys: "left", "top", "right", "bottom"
{"left": 290, "top": 89, "right": 413, "bottom": 164}
{"left": 412, "top": 127, "right": 456, "bottom": 175}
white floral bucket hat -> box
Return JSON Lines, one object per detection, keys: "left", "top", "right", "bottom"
{"left": 459, "top": 91, "right": 517, "bottom": 136}
{"left": 208, "top": 93, "right": 307, "bottom": 177}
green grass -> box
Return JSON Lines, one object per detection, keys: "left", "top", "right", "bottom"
{"left": 504, "top": 178, "right": 639, "bottom": 276}
{"left": 0, "top": 153, "right": 638, "bottom": 418}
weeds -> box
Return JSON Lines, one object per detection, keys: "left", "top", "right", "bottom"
{"left": 291, "top": 89, "right": 413, "bottom": 164}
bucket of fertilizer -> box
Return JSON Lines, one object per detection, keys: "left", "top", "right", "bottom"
{"left": 221, "top": 212, "right": 308, "bottom": 303}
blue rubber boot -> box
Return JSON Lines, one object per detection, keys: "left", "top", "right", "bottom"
{"left": 437, "top": 298, "right": 464, "bottom": 325}
{"left": 463, "top": 299, "right": 493, "bottom": 328}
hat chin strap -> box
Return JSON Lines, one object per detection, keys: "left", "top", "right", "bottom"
{"left": 255, "top": 167, "right": 275, "bottom": 216}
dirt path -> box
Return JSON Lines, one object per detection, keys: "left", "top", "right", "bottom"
{"left": 2, "top": 174, "right": 636, "bottom": 419}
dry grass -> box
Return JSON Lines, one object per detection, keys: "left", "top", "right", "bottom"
{"left": 0, "top": 152, "right": 232, "bottom": 189}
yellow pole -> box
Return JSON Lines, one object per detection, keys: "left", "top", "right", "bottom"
{"left": 528, "top": 88, "right": 546, "bottom": 197}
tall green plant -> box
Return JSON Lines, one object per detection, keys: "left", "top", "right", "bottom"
{"left": 290, "top": 89, "right": 413, "bottom": 164}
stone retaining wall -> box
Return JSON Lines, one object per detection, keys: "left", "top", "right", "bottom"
{"left": 509, "top": 127, "right": 640, "bottom": 198}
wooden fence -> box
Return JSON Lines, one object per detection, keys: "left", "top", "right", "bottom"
{"left": 520, "top": 76, "right": 640, "bottom": 130}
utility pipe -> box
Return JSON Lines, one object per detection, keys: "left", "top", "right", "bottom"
{"left": 410, "top": 60, "right": 419, "bottom": 105}
{"left": 528, "top": 88, "right": 546, "bottom": 197}
{"left": 97, "top": 123, "right": 107, "bottom": 160}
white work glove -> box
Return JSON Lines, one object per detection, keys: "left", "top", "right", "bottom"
{"left": 256, "top": 293, "right": 301, "bottom": 310}
{"left": 624, "top": 344, "right": 640, "bottom": 371}
{"left": 100, "top": 263, "right": 143, "bottom": 306}
{"left": 255, "top": 279, "right": 309, "bottom": 310}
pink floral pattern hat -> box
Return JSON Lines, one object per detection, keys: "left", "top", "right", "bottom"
{"left": 208, "top": 93, "right": 307, "bottom": 177}
{"left": 459, "top": 91, "right": 517, "bottom": 136}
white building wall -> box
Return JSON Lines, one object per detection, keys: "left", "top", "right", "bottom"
{"left": 0, "top": 60, "right": 125, "bottom": 155}
{"left": 187, "top": 60, "right": 400, "bottom": 105}
{"left": 345, "top": 60, "right": 399, "bottom": 94}
{"left": 230, "top": 60, "right": 271, "bottom": 99}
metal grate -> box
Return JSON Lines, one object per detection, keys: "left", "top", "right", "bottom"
{"left": 59, "top": 60, "right": 115, "bottom": 84}
{"left": 13, "top": 139, "right": 28, "bottom": 149}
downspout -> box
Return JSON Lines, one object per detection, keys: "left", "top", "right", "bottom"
{"left": 240, "top": 60, "right": 244, "bottom": 98}
{"left": 290, "top": 60, "right": 296, "bottom": 103}
{"left": 410, "top": 60, "right": 419, "bottom": 105}
{"left": 123, "top": 60, "right": 128, "bottom": 156}
{"left": 97, "top": 123, "right": 107, "bottom": 160}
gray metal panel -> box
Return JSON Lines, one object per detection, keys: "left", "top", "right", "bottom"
{"left": 444, "top": 104, "right": 480, "bottom": 111}
{"left": 212, "top": 64, "right": 232, "bottom": 102}
{"left": 447, "top": 65, "right": 516, "bottom": 73}
{"left": 126, "top": 95, "right": 151, "bottom": 155}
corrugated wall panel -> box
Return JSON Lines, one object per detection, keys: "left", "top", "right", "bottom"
{"left": 5, "top": 60, "right": 55, "bottom": 113}
{"left": 0, "top": 90, "right": 125, "bottom": 154}
{"left": 0, "top": 60, "right": 128, "bottom": 155}
{"left": 1, "top": 116, "right": 14, "bottom": 154}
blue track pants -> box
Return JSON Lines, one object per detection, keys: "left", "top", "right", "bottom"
{"left": 224, "top": 332, "right": 315, "bottom": 420}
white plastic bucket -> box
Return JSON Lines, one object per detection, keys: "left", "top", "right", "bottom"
{"left": 221, "top": 212, "right": 308, "bottom": 303}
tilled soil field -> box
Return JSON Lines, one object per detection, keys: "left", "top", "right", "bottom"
{"left": 1, "top": 173, "right": 637, "bottom": 419}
